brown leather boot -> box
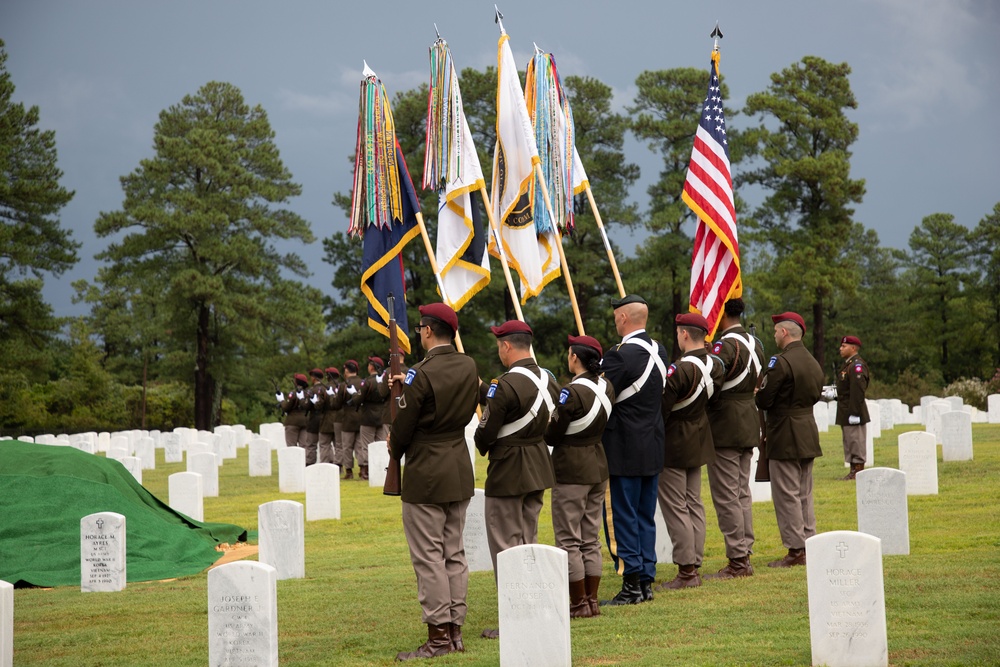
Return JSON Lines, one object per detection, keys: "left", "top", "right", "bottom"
{"left": 480, "top": 628, "right": 499, "bottom": 639}
{"left": 584, "top": 575, "right": 601, "bottom": 616}
{"left": 344, "top": 467, "right": 354, "bottom": 480}
{"left": 447, "top": 623, "right": 464, "bottom": 652}
{"left": 569, "top": 579, "right": 592, "bottom": 618}
{"left": 768, "top": 548, "right": 806, "bottom": 568}
{"left": 396, "top": 623, "right": 453, "bottom": 661}
{"left": 842, "top": 462, "right": 864, "bottom": 480}
{"left": 360, "top": 464, "right": 369, "bottom": 480}
{"left": 704, "top": 556, "right": 754, "bottom": 580}
{"left": 656, "top": 564, "right": 701, "bottom": 590}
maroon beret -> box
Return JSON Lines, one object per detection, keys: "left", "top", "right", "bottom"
{"left": 675, "top": 312, "right": 710, "bottom": 332}
{"left": 490, "top": 320, "right": 533, "bottom": 338}
{"left": 568, "top": 334, "right": 603, "bottom": 356}
{"left": 841, "top": 335, "right": 862, "bottom": 347}
{"left": 419, "top": 303, "right": 459, "bottom": 333}
{"left": 344, "top": 360, "right": 359, "bottom": 372}
{"left": 293, "top": 373, "right": 309, "bottom": 384}
{"left": 325, "top": 367, "right": 340, "bottom": 376}
{"left": 309, "top": 368, "right": 324, "bottom": 378}
{"left": 368, "top": 355, "right": 384, "bottom": 367}
{"left": 772, "top": 311, "right": 806, "bottom": 333}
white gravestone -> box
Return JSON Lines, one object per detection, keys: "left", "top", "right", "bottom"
{"left": 897, "top": 432, "right": 938, "bottom": 495}
{"left": 97, "top": 431, "right": 111, "bottom": 452}
{"left": 919, "top": 395, "right": 940, "bottom": 423}
{"left": 856, "top": 468, "right": 909, "bottom": 556}
{"left": 169, "top": 472, "right": 204, "bottom": 522}
{"left": 911, "top": 405, "right": 923, "bottom": 425}
{"left": 865, "top": 428, "right": 875, "bottom": 468}
{"left": 0, "top": 579, "right": 11, "bottom": 667}
{"left": 497, "top": 544, "right": 571, "bottom": 667}
{"left": 464, "top": 489, "right": 493, "bottom": 572}
{"left": 121, "top": 456, "right": 143, "bottom": 485}
{"left": 135, "top": 437, "right": 156, "bottom": 470}
{"left": 278, "top": 447, "right": 306, "bottom": 493}
{"left": 260, "top": 422, "right": 284, "bottom": 450}
{"left": 876, "top": 399, "right": 895, "bottom": 431}
{"left": 106, "top": 446, "right": 128, "bottom": 462}
{"left": 367, "top": 440, "right": 389, "bottom": 488}
{"left": 305, "top": 463, "right": 341, "bottom": 521}
{"left": 827, "top": 401, "right": 838, "bottom": 428}
{"left": 232, "top": 424, "right": 249, "bottom": 447}
{"left": 653, "top": 499, "right": 675, "bottom": 563}
{"left": 187, "top": 442, "right": 213, "bottom": 460}
{"left": 940, "top": 411, "right": 973, "bottom": 461}
{"left": 162, "top": 432, "right": 182, "bottom": 463}
{"left": 813, "top": 402, "right": 829, "bottom": 433}
{"left": 944, "top": 396, "right": 963, "bottom": 410}
{"left": 748, "top": 447, "right": 772, "bottom": 503}
{"left": 988, "top": 394, "right": 1000, "bottom": 424}
{"left": 249, "top": 439, "right": 273, "bottom": 477}
{"left": 927, "top": 400, "right": 951, "bottom": 444}
{"left": 208, "top": 561, "right": 279, "bottom": 667}
{"left": 81, "top": 512, "right": 126, "bottom": 592}
{"left": 214, "top": 426, "right": 237, "bottom": 460}
{"left": 188, "top": 452, "right": 220, "bottom": 498}
{"left": 866, "top": 401, "right": 881, "bottom": 440}
{"left": 258, "top": 500, "right": 305, "bottom": 580}
{"left": 806, "top": 531, "right": 887, "bottom": 667}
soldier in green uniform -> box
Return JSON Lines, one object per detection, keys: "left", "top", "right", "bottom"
{"left": 755, "top": 312, "right": 825, "bottom": 568}
{"left": 338, "top": 360, "right": 364, "bottom": 479}
{"left": 545, "top": 334, "right": 614, "bottom": 619}
{"left": 318, "top": 367, "right": 340, "bottom": 465}
{"left": 835, "top": 335, "right": 870, "bottom": 480}
{"left": 657, "top": 313, "right": 724, "bottom": 590}
{"left": 303, "top": 368, "right": 325, "bottom": 465}
{"left": 356, "top": 356, "right": 388, "bottom": 480}
{"left": 705, "top": 299, "right": 764, "bottom": 579}
{"left": 279, "top": 373, "right": 310, "bottom": 449}
{"left": 390, "top": 303, "right": 479, "bottom": 661}
{"left": 475, "top": 320, "right": 558, "bottom": 639}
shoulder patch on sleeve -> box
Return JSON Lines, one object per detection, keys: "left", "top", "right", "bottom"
{"left": 666, "top": 363, "right": 677, "bottom": 378}
{"left": 768, "top": 356, "right": 778, "bottom": 369}
{"left": 712, "top": 342, "right": 723, "bottom": 355}
{"left": 486, "top": 379, "right": 499, "bottom": 399}
{"left": 404, "top": 368, "right": 417, "bottom": 386}
{"left": 854, "top": 363, "right": 863, "bottom": 374}
{"left": 558, "top": 388, "right": 570, "bottom": 404}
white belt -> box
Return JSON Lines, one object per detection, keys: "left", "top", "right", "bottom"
{"left": 614, "top": 337, "right": 667, "bottom": 404}
{"left": 496, "top": 366, "right": 555, "bottom": 439}
{"left": 564, "top": 377, "right": 612, "bottom": 435}
{"left": 671, "top": 355, "right": 716, "bottom": 411}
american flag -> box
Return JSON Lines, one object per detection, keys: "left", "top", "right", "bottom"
{"left": 683, "top": 50, "right": 741, "bottom": 340}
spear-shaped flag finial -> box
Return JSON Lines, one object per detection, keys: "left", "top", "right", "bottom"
{"left": 494, "top": 5, "right": 505, "bottom": 35}
{"left": 434, "top": 22, "right": 442, "bottom": 42}
{"left": 362, "top": 60, "right": 376, "bottom": 79}
{"left": 710, "top": 22, "right": 723, "bottom": 39}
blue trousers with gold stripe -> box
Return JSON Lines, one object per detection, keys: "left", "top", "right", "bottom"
{"left": 603, "top": 474, "right": 658, "bottom": 582}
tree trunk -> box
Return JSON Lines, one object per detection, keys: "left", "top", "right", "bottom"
{"left": 812, "top": 299, "right": 825, "bottom": 370}
{"left": 194, "top": 304, "right": 212, "bottom": 430}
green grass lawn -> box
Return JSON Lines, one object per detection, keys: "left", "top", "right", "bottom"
{"left": 10, "top": 425, "right": 1000, "bottom": 666}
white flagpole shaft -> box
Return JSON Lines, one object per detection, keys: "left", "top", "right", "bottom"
{"left": 414, "top": 211, "right": 468, "bottom": 355}
{"left": 478, "top": 184, "right": 527, "bottom": 323}
{"left": 534, "top": 163, "right": 586, "bottom": 336}
{"left": 584, "top": 184, "right": 626, "bottom": 298}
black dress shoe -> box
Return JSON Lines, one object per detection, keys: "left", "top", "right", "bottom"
{"left": 640, "top": 579, "right": 654, "bottom": 601}
{"left": 600, "top": 573, "right": 644, "bottom": 606}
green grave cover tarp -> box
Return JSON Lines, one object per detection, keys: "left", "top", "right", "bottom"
{"left": 0, "top": 441, "right": 246, "bottom": 587}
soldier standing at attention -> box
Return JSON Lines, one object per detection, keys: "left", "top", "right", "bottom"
{"left": 545, "top": 335, "right": 614, "bottom": 619}
{"left": 390, "top": 303, "right": 479, "bottom": 661}
{"left": 356, "top": 355, "right": 388, "bottom": 480}
{"left": 705, "top": 298, "right": 764, "bottom": 579}
{"left": 280, "top": 373, "right": 310, "bottom": 449}
{"left": 338, "top": 360, "right": 364, "bottom": 479}
{"left": 755, "top": 312, "right": 825, "bottom": 568}
{"left": 835, "top": 335, "right": 870, "bottom": 480}
{"left": 475, "top": 320, "right": 558, "bottom": 639}
{"left": 657, "top": 313, "right": 724, "bottom": 590}
{"left": 600, "top": 295, "right": 669, "bottom": 605}
{"left": 317, "top": 367, "right": 340, "bottom": 465}
{"left": 303, "top": 368, "right": 325, "bottom": 465}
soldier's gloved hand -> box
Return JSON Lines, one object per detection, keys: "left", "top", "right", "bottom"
{"left": 346, "top": 384, "right": 357, "bottom": 395}
{"left": 275, "top": 392, "right": 284, "bottom": 402}
{"left": 310, "top": 394, "right": 319, "bottom": 405}
{"left": 296, "top": 390, "right": 305, "bottom": 400}
{"left": 848, "top": 415, "right": 861, "bottom": 425}
{"left": 326, "top": 386, "right": 335, "bottom": 395}
{"left": 821, "top": 385, "right": 837, "bottom": 401}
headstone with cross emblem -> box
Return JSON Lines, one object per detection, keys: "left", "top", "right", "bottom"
{"left": 856, "top": 468, "right": 909, "bottom": 555}
{"left": 496, "top": 544, "right": 570, "bottom": 667}
{"left": 80, "top": 512, "right": 126, "bottom": 592}
{"left": 806, "top": 531, "right": 887, "bottom": 667}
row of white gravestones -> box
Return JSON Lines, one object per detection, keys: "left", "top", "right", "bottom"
{"left": 81, "top": 512, "right": 127, "bottom": 593}
{"left": 806, "top": 531, "right": 888, "bottom": 667}
{"left": 856, "top": 468, "right": 909, "bottom": 555}
{"left": 497, "top": 544, "right": 571, "bottom": 667}
{"left": 208, "top": 561, "right": 279, "bottom": 667}
{"left": 258, "top": 500, "right": 305, "bottom": 580}
{"left": 1, "top": 579, "right": 11, "bottom": 667}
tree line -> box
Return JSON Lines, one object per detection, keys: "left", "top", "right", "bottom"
{"left": 2, "top": 39, "right": 997, "bottom": 435}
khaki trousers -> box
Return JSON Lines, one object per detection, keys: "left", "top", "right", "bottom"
{"left": 552, "top": 481, "right": 607, "bottom": 581}
{"left": 769, "top": 458, "right": 816, "bottom": 550}
{"left": 318, "top": 430, "right": 336, "bottom": 464}
{"left": 485, "top": 491, "right": 544, "bottom": 575}
{"left": 303, "top": 429, "right": 319, "bottom": 465}
{"left": 340, "top": 429, "right": 364, "bottom": 468}
{"left": 284, "top": 424, "right": 304, "bottom": 448}
{"left": 841, "top": 424, "right": 867, "bottom": 464}
{"left": 402, "top": 500, "right": 470, "bottom": 626}
{"left": 332, "top": 424, "right": 344, "bottom": 466}
{"left": 657, "top": 466, "right": 706, "bottom": 567}
{"left": 359, "top": 424, "right": 390, "bottom": 463}
{"left": 707, "top": 448, "right": 755, "bottom": 559}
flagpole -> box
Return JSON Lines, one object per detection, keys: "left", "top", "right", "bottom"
{"left": 477, "top": 185, "right": 527, "bottom": 323}
{"left": 583, "top": 185, "right": 626, "bottom": 298}
{"left": 533, "top": 162, "right": 586, "bottom": 335}
{"left": 412, "top": 210, "right": 472, "bottom": 355}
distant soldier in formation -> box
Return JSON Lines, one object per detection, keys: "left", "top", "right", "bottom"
{"left": 318, "top": 367, "right": 340, "bottom": 465}
{"left": 475, "top": 320, "right": 557, "bottom": 639}
{"left": 545, "top": 334, "right": 614, "bottom": 619}
{"left": 280, "top": 373, "right": 310, "bottom": 449}
{"left": 705, "top": 298, "right": 764, "bottom": 579}
{"left": 755, "top": 312, "right": 825, "bottom": 568}
{"left": 338, "top": 360, "right": 364, "bottom": 479}
{"left": 657, "top": 313, "right": 723, "bottom": 590}
{"left": 356, "top": 355, "right": 388, "bottom": 480}
{"left": 303, "top": 368, "right": 325, "bottom": 465}
{"left": 835, "top": 335, "right": 870, "bottom": 480}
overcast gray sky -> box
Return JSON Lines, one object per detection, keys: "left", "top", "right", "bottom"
{"left": 5, "top": 0, "right": 999, "bottom": 318}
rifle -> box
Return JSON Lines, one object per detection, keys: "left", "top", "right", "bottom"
{"left": 383, "top": 293, "right": 403, "bottom": 497}
{"left": 271, "top": 378, "right": 285, "bottom": 416}
{"left": 749, "top": 323, "right": 770, "bottom": 483}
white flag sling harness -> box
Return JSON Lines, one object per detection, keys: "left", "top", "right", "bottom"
{"left": 564, "top": 376, "right": 613, "bottom": 435}
{"left": 720, "top": 331, "right": 761, "bottom": 391}
{"left": 613, "top": 337, "right": 667, "bottom": 404}
{"left": 671, "top": 355, "right": 716, "bottom": 412}
{"left": 497, "top": 366, "right": 555, "bottom": 439}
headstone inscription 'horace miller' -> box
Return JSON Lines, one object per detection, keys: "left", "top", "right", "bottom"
{"left": 80, "top": 512, "right": 126, "bottom": 593}
{"left": 208, "top": 561, "right": 278, "bottom": 667}
{"left": 497, "top": 544, "right": 571, "bottom": 667}
{"left": 855, "top": 468, "right": 909, "bottom": 556}
{"left": 806, "top": 531, "right": 887, "bottom": 667}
